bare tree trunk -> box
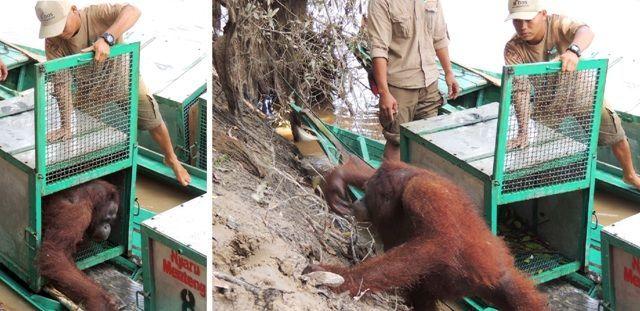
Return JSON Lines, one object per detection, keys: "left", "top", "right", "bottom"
{"left": 213, "top": 0, "right": 222, "bottom": 33}
{"left": 274, "top": 0, "right": 308, "bottom": 24}
{"left": 213, "top": 2, "right": 241, "bottom": 116}
{"left": 213, "top": 0, "right": 339, "bottom": 119}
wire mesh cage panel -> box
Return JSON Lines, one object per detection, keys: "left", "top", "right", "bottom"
{"left": 182, "top": 97, "right": 198, "bottom": 160}
{"left": 74, "top": 240, "right": 119, "bottom": 262}
{"left": 36, "top": 43, "right": 139, "bottom": 191}
{"left": 44, "top": 55, "right": 131, "bottom": 182}
{"left": 137, "top": 89, "right": 205, "bottom": 167}
{"left": 197, "top": 99, "right": 207, "bottom": 170}
{"left": 496, "top": 60, "right": 607, "bottom": 198}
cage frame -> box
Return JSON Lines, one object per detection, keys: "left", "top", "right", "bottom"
{"left": 600, "top": 214, "right": 640, "bottom": 310}
{"left": 140, "top": 195, "right": 207, "bottom": 311}
{"left": 0, "top": 43, "right": 140, "bottom": 291}
{"left": 135, "top": 83, "right": 207, "bottom": 193}
{"left": 399, "top": 59, "right": 608, "bottom": 285}
{"left": 492, "top": 59, "right": 608, "bottom": 206}
{"left": 35, "top": 43, "right": 140, "bottom": 195}
{"left": 137, "top": 83, "right": 206, "bottom": 166}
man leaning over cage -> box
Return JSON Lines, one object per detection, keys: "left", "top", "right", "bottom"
{"left": 34, "top": 0, "right": 191, "bottom": 187}
{"left": 502, "top": 0, "right": 640, "bottom": 189}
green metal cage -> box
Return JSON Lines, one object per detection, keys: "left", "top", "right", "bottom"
{"left": 0, "top": 43, "right": 140, "bottom": 292}
{"left": 137, "top": 83, "right": 206, "bottom": 166}
{"left": 141, "top": 196, "right": 207, "bottom": 311}
{"left": 135, "top": 86, "right": 207, "bottom": 193}
{"left": 400, "top": 59, "right": 608, "bottom": 290}
{"left": 493, "top": 60, "right": 606, "bottom": 204}
{"left": 601, "top": 213, "right": 640, "bottom": 310}
{"left": 36, "top": 43, "right": 140, "bottom": 194}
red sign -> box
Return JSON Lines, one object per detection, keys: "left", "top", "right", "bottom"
{"left": 162, "top": 250, "right": 206, "bottom": 297}
{"left": 623, "top": 256, "right": 640, "bottom": 288}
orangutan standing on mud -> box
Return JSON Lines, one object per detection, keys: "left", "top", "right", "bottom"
{"left": 306, "top": 157, "right": 547, "bottom": 311}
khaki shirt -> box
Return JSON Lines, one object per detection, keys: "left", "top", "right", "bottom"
{"left": 45, "top": 4, "right": 126, "bottom": 60}
{"left": 368, "top": 0, "right": 449, "bottom": 89}
{"left": 504, "top": 14, "right": 585, "bottom": 65}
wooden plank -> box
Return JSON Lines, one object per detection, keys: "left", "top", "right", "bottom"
{"left": 0, "top": 40, "right": 46, "bottom": 63}
{"left": 452, "top": 61, "right": 502, "bottom": 87}
{"left": 403, "top": 102, "right": 499, "bottom": 135}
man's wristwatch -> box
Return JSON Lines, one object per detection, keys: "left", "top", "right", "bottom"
{"left": 100, "top": 32, "right": 116, "bottom": 46}
{"left": 567, "top": 43, "right": 581, "bottom": 57}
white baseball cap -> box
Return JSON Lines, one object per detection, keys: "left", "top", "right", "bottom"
{"left": 505, "top": 0, "right": 546, "bottom": 21}
{"left": 35, "top": 1, "right": 72, "bottom": 39}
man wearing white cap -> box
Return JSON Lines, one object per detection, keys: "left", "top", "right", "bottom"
{"left": 35, "top": 0, "right": 191, "bottom": 187}
{"left": 503, "top": 0, "right": 640, "bottom": 189}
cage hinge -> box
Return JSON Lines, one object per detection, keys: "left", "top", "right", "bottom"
{"left": 506, "top": 67, "right": 515, "bottom": 75}
{"left": 36, "top": 173, "right": 44, "bottom": 180}
{"left": 492, "top": 180, "right": 501, "bottom": 186}
{"left": 189, "top": 143, "right": 198, "bottom": 156}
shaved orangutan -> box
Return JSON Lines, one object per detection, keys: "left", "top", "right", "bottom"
{"left": 39, "top": 180, "right": 120, "bottom": 311}
{"left": 307, "top": 157, "right": 547, "bottom": 310}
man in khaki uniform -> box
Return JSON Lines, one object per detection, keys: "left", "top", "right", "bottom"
{"left": 35, "top": 0, "right": 190, "bottom": 186}
{"left": 0, "top": 59, "right": 6, "bottom": 81}
{"left": 368, "top": 0, "right": 459, "bottom": 161}
{"left": 504, "top": 0, "right": 640, "bottom": 189}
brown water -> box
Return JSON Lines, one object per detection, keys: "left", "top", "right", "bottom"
{"left": 334, "top": 105, "right": 384, "bottom": 141}
{"left": 0, "top": 174, "right": 195, "bottom": 309}
{"left": 594, "top": 190, "right": 639, "bottom": 225}
{"left": 135, "top": 174, "right": 197, "bottom": 213}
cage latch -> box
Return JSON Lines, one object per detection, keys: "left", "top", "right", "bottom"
{"left": 133, "top": 198, "right": 141, "bottom": 216}
{"left": 591, "top": 210, "right": 599, "bottom": 230}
